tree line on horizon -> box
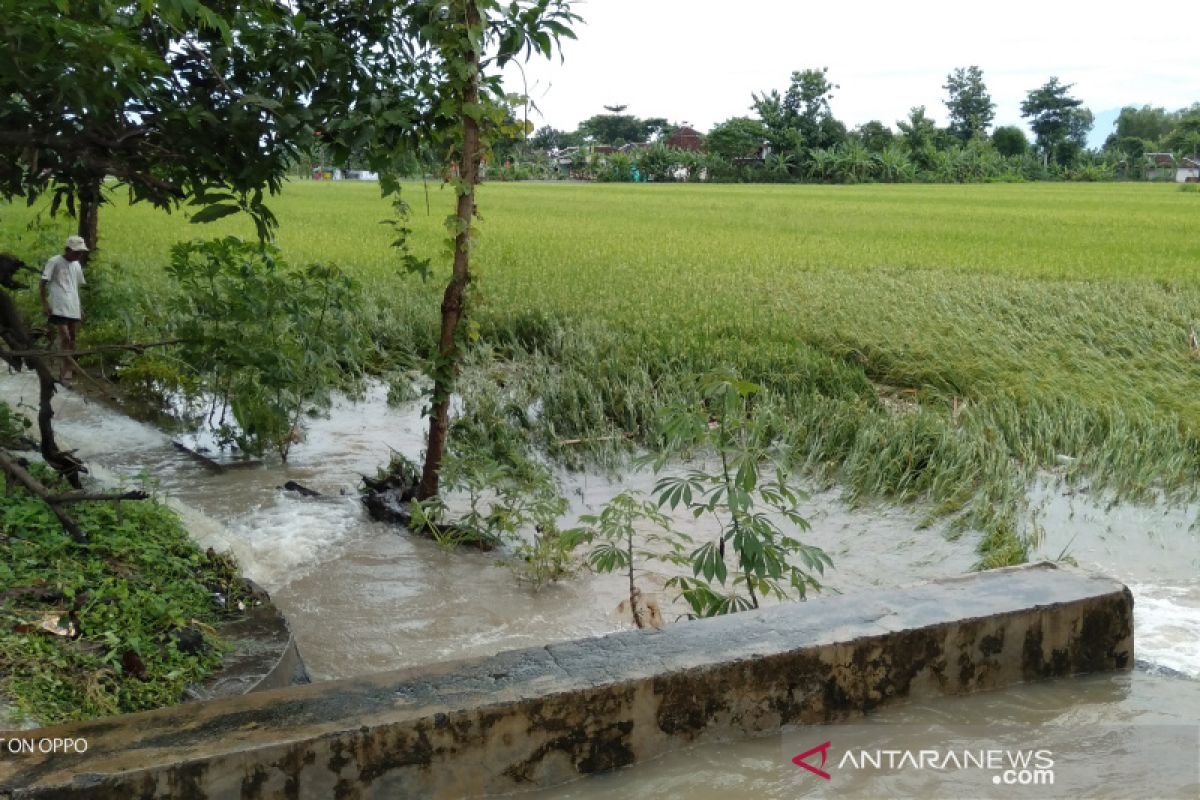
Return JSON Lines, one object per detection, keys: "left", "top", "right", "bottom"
{"left": 502, "top": 67, "right": 1200, "bottom": 184}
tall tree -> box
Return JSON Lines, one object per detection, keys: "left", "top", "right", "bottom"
{"left": 749, "top": 89, "right": 794, "bottom": 156}
{"left": 897, "top": 106, "right": 940, "bottom": 169}
{"left": 409, "top": 1, "right": 578, "bottom": 499}
{"left": 751, "top": 67, "right": 845, "bottom": 172}
{"left": 1105, "top": 105, "right": 1177, "bottom": 150}
{"left": 943, "top": 66, "right": 995, "bottom": 143}
{"left": 782, "top": 67, "right": 844, "bottom": 150}
{"left": 1020, "top": 78, "right": 1092, "bottom": 166}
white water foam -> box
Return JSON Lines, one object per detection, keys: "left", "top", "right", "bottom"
{"left": 1129, "top": 583, "right": 1200, "bottom": 678}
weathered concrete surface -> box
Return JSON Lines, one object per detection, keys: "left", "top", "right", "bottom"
{"left": 185, "top": 582, "right": 310, "bottom": 703}
{"left": 0, "top": 563, "right": 1132, "bottom": 799}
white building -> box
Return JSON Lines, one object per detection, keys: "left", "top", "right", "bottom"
{"left": 1177, "top": 157, "right": 1199, "bottom": 183}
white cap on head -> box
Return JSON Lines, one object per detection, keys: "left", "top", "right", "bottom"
{"left": 65, "top": 235, "right": 89, "bottom": 252}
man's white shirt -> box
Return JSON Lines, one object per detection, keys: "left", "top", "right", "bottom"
{"left": 41, "top": 255, "right": 86, "bottom": 319}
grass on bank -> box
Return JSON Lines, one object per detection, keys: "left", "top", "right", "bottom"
{"left": 0, "top": 441, "right": 248, "bottom": 724}
{"left": 3, "top": 181, "right": 1200, "bottom": 567}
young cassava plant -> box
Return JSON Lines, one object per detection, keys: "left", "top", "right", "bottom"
{"left": 648, "top": 371, "right": 833, "bottom": 617}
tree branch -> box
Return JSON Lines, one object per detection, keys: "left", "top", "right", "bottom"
{"left": 0, "top": 339, "right": 187, "bottom": 359}
{"left": 0, "top": 450, "right": 86, "bottom": 542}
{"left": 45, "top": 490, "right": 149, "bottom": 504}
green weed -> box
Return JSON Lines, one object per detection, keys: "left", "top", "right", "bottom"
{"left": 0, "top": 463, "right": 246, "bottom": 723}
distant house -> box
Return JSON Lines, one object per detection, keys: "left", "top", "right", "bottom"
{"left": 1144, "top": 153, "right": 1176, "bottom": 181}
{"left": 618, "top": 142, "right": 652, "bottom": 155}
{"left": 732, "top": 141, "right": 772, "bottom": 168}
{"left": 664, "top": 126, "right": 704, "bottom": 152}
{"left": 311, "top": 167, "right": 378, "bottom": 181}
{"left": 1178, "top": 157, "right": 1200, "bottom": 183}
{"left": 551, "top": 145, "right": 618, "bottom": 178}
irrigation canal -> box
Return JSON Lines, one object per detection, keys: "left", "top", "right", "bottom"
{"left": 1, "top": 371, "right": 1197, "bottom": 798}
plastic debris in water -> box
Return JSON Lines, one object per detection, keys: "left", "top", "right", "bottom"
{"left": 38, "top": 611, "right": 75, "bottom": 637}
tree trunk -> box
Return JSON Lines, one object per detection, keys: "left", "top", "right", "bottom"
{"left": 0, "top": 286, "right": 84, "bottom": 489}
{"left": 417, "top": 3, "right": 482, "bottom": 501}
{"left": 77, "top": 180, "right": 100, "bottom": 251}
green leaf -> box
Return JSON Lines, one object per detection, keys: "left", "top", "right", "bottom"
{"left": 189, "top": 204, "right": 241, "bottom": 224}
{"left": 692, "top": 541, "right": 727, "bottom": 584}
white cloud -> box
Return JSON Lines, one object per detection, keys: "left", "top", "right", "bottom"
{"left": 504, "top": 0, "right": 1198, "bottom": 138}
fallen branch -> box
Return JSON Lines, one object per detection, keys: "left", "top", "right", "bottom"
{"left": 0, "top": 451, "right": 151, "bottom": 543}
{"left": 46, "top": 490, "right": 149, "bottom": 504}
{"left": 556, "top": 432, "right": 637, "bottom": 447}
{"left": 0, "top": 449, "right": 86, "bottom": 542}
{"left": 60, "top": 354, "right": 124, "bottom": 403}
{"left": 0, "top": 586, "right": 67, "bottom": 604}
{"left": 0, "top": 339, "right": 186, "bottom": 359}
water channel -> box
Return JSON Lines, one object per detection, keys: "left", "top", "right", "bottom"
{"left": 2, "top": 371, "right": 1197, "bottom": 797}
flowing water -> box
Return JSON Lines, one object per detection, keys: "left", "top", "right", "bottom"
{"left": 2, "top": 372, "right": 1197, "bottom": 797}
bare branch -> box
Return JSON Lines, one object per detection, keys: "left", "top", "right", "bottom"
{"left": 0, "top": 450, "right": 86, "bottom": 542}
{"left": 0, "top": 339, "right": 187, "bottom": 359}
{"left": 46, "top": 490, "right": 149, "bottom": 504}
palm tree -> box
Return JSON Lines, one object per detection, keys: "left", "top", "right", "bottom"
{"left": 807, "top": 147, "right": 837, "bottom": 182}
{"left": 837, "top": 140, "right": 874, "bottom": 183}
{"left": 764, "top": 151, "right": 796, "bottom": 181}
{"left": 876, "top": 146, "right": 915, "bottom": 183}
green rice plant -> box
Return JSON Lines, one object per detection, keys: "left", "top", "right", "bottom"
{"left": 6, "top": 181, "right": 1200, "bottom": 567}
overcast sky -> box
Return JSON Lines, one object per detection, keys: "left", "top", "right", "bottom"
{"left": 502, "top": 0, "right": 1198, "bottom": 145}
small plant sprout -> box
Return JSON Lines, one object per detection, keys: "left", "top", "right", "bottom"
{"left": 649, "top": 371, "right": 833, "bottom": 617}
{"left": 575, "top": 492, "right": 692, "bottom": 629}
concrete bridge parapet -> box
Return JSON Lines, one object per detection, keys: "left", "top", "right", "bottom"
{"left": 0, "top": 562, "right": 1133, "bottom": 798}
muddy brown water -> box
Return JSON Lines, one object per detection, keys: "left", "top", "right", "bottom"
{"left": 2, "top": 372, "right": 1197, "bottom": 798}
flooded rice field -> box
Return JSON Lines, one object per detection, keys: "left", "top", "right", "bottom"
{"left": 3, "top": 371, "right": 1197, "bottom": 798}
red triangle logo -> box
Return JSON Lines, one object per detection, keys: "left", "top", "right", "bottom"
{"left": 792, "top": 740, "right": 832, "bottom": 780}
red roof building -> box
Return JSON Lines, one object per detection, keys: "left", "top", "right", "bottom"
{"left": 664, "top": 126, "right": 704, "bottom": 152}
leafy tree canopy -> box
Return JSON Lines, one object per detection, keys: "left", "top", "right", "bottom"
{"left": 0, "top": 0, "right": 575, "bottom": 243}
{"left": 851, "top": 120, "right": 894, "bottom": 153}
{"left": 897, "top": 106, "right": 939, "bottom": 151}
{"left": 530, "top": 126, "right": 580, "bottom": 150}
{"left": 0, "top": 0, "right": 376, "bottom": 242}
{"left": 576, "top": 111, "right": 667, "bottom": 146}
{"left": 705, "top": 117, "right": 767, "bottom": 160}
{"left": 1020, "top": 77, "right": 1092, "bottom": 166}
{"left": 991, "top": 125, "right": 1029, "bottom": 157}
{"left": 752, "top": 68, "right": 845, "bottom": 154}
{"left": 943, "top": 66, "right": 995, "bottom": 143}
{"left": 1163, "top": 107, "right": 1200, "bottom": 157}
{"left": 1106, "top": 105, "right": 1177, "bottom": 149}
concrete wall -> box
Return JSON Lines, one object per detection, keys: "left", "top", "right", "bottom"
{"left": 183, "top": 581, "right": 309, "bottom": 703}
{"left": 0, "top": 563, "right": 1133, "bottom": 799}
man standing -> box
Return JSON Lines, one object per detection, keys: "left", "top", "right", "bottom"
{"left": 40, "top": 235, "right": 88, "bottom": 382}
